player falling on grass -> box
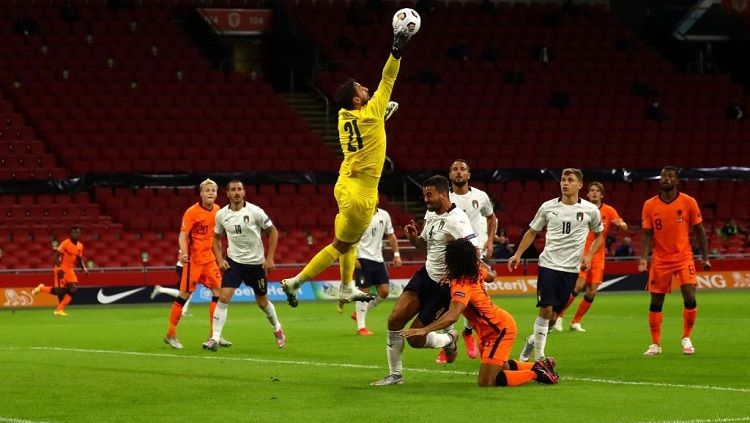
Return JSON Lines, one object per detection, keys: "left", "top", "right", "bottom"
{"left": 150, "top": 251, "right": 192, "bottom": 317}
{"left": 554, "top": 181, "right": 627, "bottom": 332}
{"left": 402, "top": 238, "right": 559, "bottom": 387}
{"left": 508, "top": 168, "right": 604, "bottom": 362}
{"left": 371, "top": 175, "right": 477, "bottom": 386}
{"left": 163, "top": 179, "right": 228, "bottom": 350}
{"left": 32, "top": 226, "right": 88, "bottom": 316}
{"left": 280, "top": 26, "right": 413, "bottom": 311}
{"left": 639, "top": 166, "right": 710, "bottom": 356}
{"left": 444, "top": 158, "right": 498, "bottom": 362}
{"left": 203, "top": 180, "right": 285, "bottom": 351}
{"left": 350, "top": 206, "right": 402, "bottom": 336}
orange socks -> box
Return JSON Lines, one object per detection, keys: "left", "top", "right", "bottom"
{"left": 209, "top": 298, "right": 218, "bottom": 335}
{"left": 572, "top": 295, "right": 594, "bottom": 324}
{"left": 56, "top": 294, "right": 72, "bottom": 312}
{"left": 496, "top": 370, "right": 537, "bottom": 386}
{"left": 682, "top": 307, "right": 697, "bottom": 339}
{"left": 559, "top": 293, "right": 576, "bottom": 318}
{"left": 167, "top": 300, "right": 185, "bottom": 337}
{"left": 648, "top": 311, "right": 663, "bottom": 345}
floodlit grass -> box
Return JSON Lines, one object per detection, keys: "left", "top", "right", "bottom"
{"left": 2, "top": 290, "right": 749, "bottom": 423}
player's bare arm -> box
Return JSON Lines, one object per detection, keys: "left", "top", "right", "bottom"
{"left": 614, "top": 218, "right": 628, "bottom": 231}
{"left": 79, "top": 256, "right": 88, "bottom": 276}
{"left": 582, "top": 231, "right": 604, "bottom": 271}
{"left": 263, "top": 226, "right": 279, "bottom": 275}
{"left": 405, "top": 220, "right": 426, "bottom": 251}
{"left": 401, "top": 300, "right": 466, "bottom": 338}
{"left": 212, "top": 233, "right": 228, "bottom": 272}
{"left": 692, "top": 223, "right": 711, "bottom": 270}
{"left": 484, "top": 213, "right": 498, "bottom": 257}
{"left": 53, "top": 250, "right": 61, "bottom": 267}
{"left": 507, "top": 228, "right": 538, "bottom": 271}
{"left": 387, "top": 233, "right": 402, "bottom": 267}
{"left": 178, "top": 231, "right": 190, "bottom": 264}
{"left": 639, "top": 229, "right": 653, "bottom": 272}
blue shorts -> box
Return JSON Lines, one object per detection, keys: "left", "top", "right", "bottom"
{"left": 404, "top": 267, "right": 451, "bottom": 325}
{"left": 222, "top": 258, "right": 268, "bottom": 296}
{"left": 536, "top": 266, "right": 578, "bottom": 313}
{"left": 354, "top": 258, "right": 389, "bottom": 288}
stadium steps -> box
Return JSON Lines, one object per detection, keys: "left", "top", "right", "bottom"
{"left": 279, "top": 92, "right": 341, "bottom": 155}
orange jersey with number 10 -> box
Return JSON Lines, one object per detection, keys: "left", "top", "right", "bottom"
{"left": 642, "top": 192, "right": 702, "bottom": 267}
{"left": 181, "top": 202, "right": 219, "bottom": 265}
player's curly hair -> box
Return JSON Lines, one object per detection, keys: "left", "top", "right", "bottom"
{"left": 335, "top": 79, "right": 357, "bottom": 110}
{"left": 445, "top": 238, "right": 480, "bottom": 283}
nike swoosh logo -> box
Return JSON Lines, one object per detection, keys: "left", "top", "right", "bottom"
{"left": 598, "top": 276, "right": 629, "bottom": 290}
{"left": 97, "top": 288, "right": 146, "bottom": 304}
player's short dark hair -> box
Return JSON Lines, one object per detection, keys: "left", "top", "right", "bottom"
{"left": 422, "top": 175, "right": 450, "bottom": 193}
{"left": 562, "top": 168, "right": 583, "bottom": 182}
{"left": 661, "top": 165, "right": 681, "bottom": 177}
{"left": 588, "top": 181, "right": 604, "bottom": 194}
{"left": 70, "top": 225, "right": 80, "bottom": 231}
{"left": 445, "top": 238, "right": 480, "bottom": 282}
{"left": 227, "top": 179, "right": 244, "bottom": 188}
{"left": 449, "top": 159, "right": 470, "bottom": 172}
{"left": 335, "top": 79, "right": 357, "bottom": 110}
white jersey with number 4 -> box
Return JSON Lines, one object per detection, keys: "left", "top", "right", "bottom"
{"left": 449, "top": 187, "right": 494, "bottom": 248}
{"left": 214, "top": 202, "right": 273, "bottom": 266}
{"left": 358, "top": 208, "right": 394, "bottom": 263}
{"left": 421, "top": 205, "right": 478, "bottom": 281}
{"left": 529, "top": 197, "right": 603, "bottom": 273}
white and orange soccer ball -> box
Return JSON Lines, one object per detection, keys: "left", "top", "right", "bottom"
{"left": 392, "top": 8, "right": 421, "bottom": 37}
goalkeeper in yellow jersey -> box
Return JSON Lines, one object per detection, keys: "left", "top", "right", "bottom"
{"left": 281, "top": 27, "right": 412, "bottom": 310}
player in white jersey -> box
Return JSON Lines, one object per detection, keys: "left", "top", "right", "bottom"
{"left": 203, "top": 180, "right": 285, "bottom": 351}
{"left": 150, "top": 253, "right": 192, "bottom": 317}
{"left": 447, "top": 159, "right": 498, "bottom": 361}
{"left": 508, "top": 168, "right": 604, "bottom": 362}
{"left": 351, "top": 207, "right": 402, "bottom": 336}
{"left": 372, "top": 175, "right": 479, "bottom": 386}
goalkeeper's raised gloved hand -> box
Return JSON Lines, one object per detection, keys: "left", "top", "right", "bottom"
{"left": 391, "top": 27, "right": 410, "bottom": 59}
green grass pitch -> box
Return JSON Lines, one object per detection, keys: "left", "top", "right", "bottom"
{"left": 2, "top": 290, "right": 749, "bottom": 423}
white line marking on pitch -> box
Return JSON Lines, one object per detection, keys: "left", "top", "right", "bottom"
{"left": 20, "top": 346, "right": 750, "bottom": 393}
{"left": 0, "top": 417, "right": 49, "bottom": 423}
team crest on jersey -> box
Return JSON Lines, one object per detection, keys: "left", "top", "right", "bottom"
{"left": 244, "top": 215, "right": 250, "bottom": 224}
{"left": 472, "top": 200, "right": 479, "bottom": 209}
{"left": 576, "top": 212, "right": 584, "bottom": 221}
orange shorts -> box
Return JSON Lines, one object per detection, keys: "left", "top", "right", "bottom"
{"left": 578, "top": 259, "right": 604, "bottom": 284}
{"left": 57, "top": 266, "right": 78, "bottom": 285}
{"left": 478, "top": 325, "right": 517, "bottom": 366}
{"left": 647, "top": 262, "right": 697, "bottom": 294}
{"left": 180, "top": 260, "right": 221, "bottom": 293}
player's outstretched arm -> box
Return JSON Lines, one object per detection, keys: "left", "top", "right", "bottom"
{"left": 401, "top": 301, "right": 465, "bottom": 338}
{"left": 507, "top": 228, "right": 537, "bottom": 271}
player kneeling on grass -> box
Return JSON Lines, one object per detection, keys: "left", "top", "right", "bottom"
{"left": 401, "top": 238, "right": 559, "bottom": 387}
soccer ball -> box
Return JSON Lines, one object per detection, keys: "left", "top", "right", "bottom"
{"left": 392, "top": 8, "right": 421, "bottom": 37}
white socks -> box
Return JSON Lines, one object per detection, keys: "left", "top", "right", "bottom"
{"left": 211, "top": 301, "right": 229, "bottom": 341}
{"left": 387, "top": 330, "right": 404, "bottom": 375}
{"left": 261, "top": 302, "right": 282, "bottom": 331}
{"left": 355, "top": 295, "right": 384, "bottom": 329}
{"left": 533, "top": 316, "right": 550, "bottom": 360}
{"left": 181, "top": 297, "right": 191, "bottom": 316}
{"left": 423, "top": 331, "right": 451, "bottom": 348}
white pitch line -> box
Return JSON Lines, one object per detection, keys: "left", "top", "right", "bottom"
{"left": 21, "top": 346, "right": 750, "bottom": 393}
{"left": 0, "top": 417, "right": 49, "bottom": 423}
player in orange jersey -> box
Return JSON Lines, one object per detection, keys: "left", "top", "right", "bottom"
{"left": 163, "top": 179, "right": 225, "bottom": 350}
{"left": 554, "top": 182, "right": 627, "bottom": 332}
{"left": 32, "top": 226, "right": 88, "bottom": 316}
{"left": 639, "top": 166, "right": 710, "bottom": 356}
{"left": 401, "top": 238, "right": 559, "bottom": 387}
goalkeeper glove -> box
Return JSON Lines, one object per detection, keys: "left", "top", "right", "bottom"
{"left": 391, "top": 27, "right": 410, "bottom": 59}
